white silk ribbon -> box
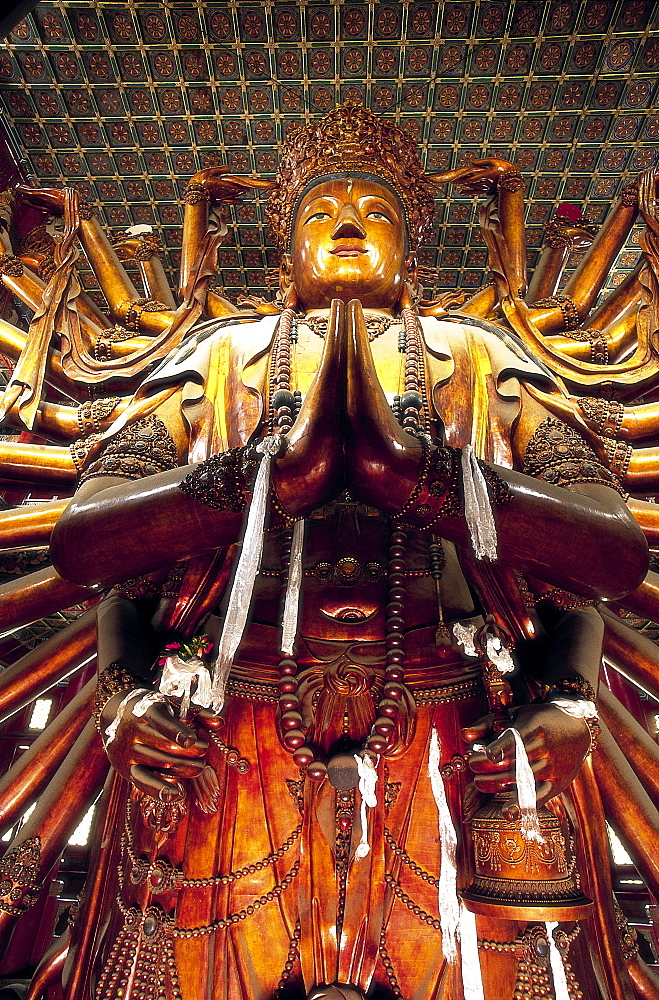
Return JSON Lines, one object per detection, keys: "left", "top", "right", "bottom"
{"left": 548, "top": 697, "right": 598, "bottom": 720}
{"left": 461, "top": 444, "right": 498, "bottom": 562}
{"left": 210, "top": 435, "right": 285, "bottom": 713}
{"left": 428, "top": 729, "right": 485, "bottom": 998}
{"left": 428, "top": 727, "right": 460, "bottom": 961}
{"left": 281, "top": 518, "right": 305, "bottom": 656}
{"left": 546, "top": 922, "right": 571, "bottom": 1000}
{"left": 452, "top": 621, "right": 479, "bottom": 658}
{"left": 506, "top": 727, "right": 544, "bottom": 845}
{"left": 354, "top": 753, "right": 378, "bottom": 859}
{"left": 103, "top": 687, "right": 149, "bottom": 746}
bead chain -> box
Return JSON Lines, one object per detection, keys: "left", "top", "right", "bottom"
{"left": 394, "top": 308, "right": 429, "bottom": 436}
{"left": 384, "top": 873, "right": 442, "bottom": 930}
{"left": 180, "top": 826, "right": 301, "bottom": 888}
{"left": 116, "top": 858, "right": 301, "bottom": 939}
{"left": 384, "top": 827, "right": 440, "bottom": 887}
{"left": 123, "top": 799, "right": 301, "bottom": 890}
{"left": 171, "top": 861, "right": 300, "bottom": 938}
{"left": 207, "top": 730, "right": 250, "bottom": 774}
{"left": 379, "top": 931, "right": 403, "bottom": 998}
{"left": 275, "top": 918, "right": 302, "bottom": 996}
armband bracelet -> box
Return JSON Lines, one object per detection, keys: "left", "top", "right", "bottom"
{"left": 394, "top": 444, "right": 510, "bottom": 531}
{"left": 178, "top": 446, "right": 257, "bottom": 511}
{"left": 547, "top": 697, "right": 601, "bottom": 756}
{"left": 497, "top": 168, "right": 525, "bottom": 193}
{"left": 542, "top": 676, "right": 597, "bottom": 702}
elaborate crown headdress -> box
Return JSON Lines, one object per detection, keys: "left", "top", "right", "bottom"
{"left": 266, "top": 104, "right": 436, "bottom": 254}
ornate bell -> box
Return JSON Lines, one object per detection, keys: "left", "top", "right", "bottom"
{"left": 461, "top": 793, "right": 593, "bottom": 921}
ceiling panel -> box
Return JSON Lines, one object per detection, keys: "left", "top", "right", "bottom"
{"left": 0, "top": 0, "right": 657, "bottom": 307}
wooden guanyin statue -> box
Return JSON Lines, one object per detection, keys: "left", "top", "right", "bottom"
{"left": 0, "top": 105, "right": 657, "bottom": 1000}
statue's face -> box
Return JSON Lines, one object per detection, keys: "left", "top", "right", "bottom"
{"left": 288, "top": 176, "right": 408, "bottom": 309}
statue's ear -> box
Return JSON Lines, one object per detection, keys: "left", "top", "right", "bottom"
{"left": 279, "top": 253, "right": 293, "bottom": 293}
{"left": 277, "top": 254, "right": 300, "bottom": 309}
{"left": 401, "top": 253, "right": 421, "bottom": 306}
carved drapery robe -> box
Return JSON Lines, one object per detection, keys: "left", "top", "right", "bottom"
{"left": 86, "top": 316, "right": 606, "bottom": 1000}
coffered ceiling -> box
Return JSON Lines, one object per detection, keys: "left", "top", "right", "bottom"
{"left": 0, "top": 0, "right": 658, "bottom": 306}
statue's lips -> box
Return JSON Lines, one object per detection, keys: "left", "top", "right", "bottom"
{"left": 329, "top": 246, "right": 368, "bottom": 257}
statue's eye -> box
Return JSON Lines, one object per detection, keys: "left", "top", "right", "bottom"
{"left": 304, "top": 211, "right": 331, "bottom": 223}
{"left": 366, "top": 211, "right": 391, "bottom": 222}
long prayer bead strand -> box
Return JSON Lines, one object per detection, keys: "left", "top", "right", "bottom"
{"left": 363, "top": 527, "right": 408, "bottom": 756}
{"left": 270, "top": 307, "right": 296, "bottom": 435}
{"left": 399, "top": 308, "right": 428, "bottom": 436}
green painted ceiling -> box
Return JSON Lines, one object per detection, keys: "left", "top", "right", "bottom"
{"left": 0, "top": 0, "right": 658, "bottom": 306}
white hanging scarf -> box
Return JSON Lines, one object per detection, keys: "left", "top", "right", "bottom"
{"left": 428, "top": 729, "right": 484, "bottom": 999}
{"left": 159, "top": 654, "right": 213, "bottom": 716}
{"left": 506, "top": 727, "right": 544, "bottom": 845}
{"left": 210, "top": 435, "right": 285, "bottom": 713}
{"left": 354, "top": 753, "right": 378, "bottom": 859}
{"left": 546, "top": 922, "right": 571, "bottom": 1000}
{"left": 280, "top": 518, "right": 306, "bottom": 656}
{"left": 461, "top": 444, "right": 498, "bottom": 561}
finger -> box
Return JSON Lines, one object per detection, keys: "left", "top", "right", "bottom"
{"left": 472, "top": 769, "right": 516, "bottom": 794}
{"left": 129, "top": 764, "right": 184, "bottom": 802}
{"left": 195, "top": 709, "right": 226, "bottom": 732}
{"left": 534, "top": 781, "right": 555, "bottom": 809}
{"left": 470, "top": 730, "right": 518, "bottom": 771}
{"left": 461, "top": 714, "right": 494, "bottom": 744}
{"left": 473, "top": 754, "right": 549, "bottom": 794}
{"left": 133, "top": 744, "right": 207, "bottom": 778}
{"left": 144, "top": 703, "right": 208, "bottom": 752}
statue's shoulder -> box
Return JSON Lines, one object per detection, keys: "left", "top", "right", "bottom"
{"left": 142, "top": 314, "right": 279, "bottom": 392}
{"left": 419, "top": 313, "right": 556, "bottom": 390}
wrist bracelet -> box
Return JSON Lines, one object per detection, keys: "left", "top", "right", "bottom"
{"left": 93, "top": 663, "right": 140, "bottom": 733}
{"left": 541, "top": 676, "right": 597, "bottom": 702}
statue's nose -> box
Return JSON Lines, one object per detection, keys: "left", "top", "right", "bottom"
{"left": 331, "top": 204, "right": 366, "bottom": 240}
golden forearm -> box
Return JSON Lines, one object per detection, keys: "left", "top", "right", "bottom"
{"left": 588, "top": 264, "right": 643, "bottom": 332}
{"left": 526, "top": 245, "right": 570, "bottom": 302}
{"left": 138, "top": 257, "right": 176, "bottom": 310}
{"left": 0, "top": 441, "right": 77, "bottom": 484}
{"left": 78, "top": 219, "right": 140, "bottom": 322}
{"left": 563, "top": 199, "right": 638, "bottom": 317}
{"left": 497, "top": 187, "right": 527, "bottom": 296}
{"left": 0, "top": 498, "right": 69, "bottom": 550}
{"left": 457, "top": 284, "right": 497, "bottom": 318}
{"left": 179, "top": 200, "right": 208, "bottom": 297}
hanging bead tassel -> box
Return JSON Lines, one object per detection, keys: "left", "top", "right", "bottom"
{"left": 211, "top": 434, "right": 285, "bottom": 713}
{"left": 354, "top": 753, "right": 378, "bottom": 859}
{"left": 461, "top": 444, "right": 498, "bottom": 561}
{"left": 506, "top": 728, "right": 544, "bottom": 845}
{"left": 546, "top": 922, "right": 571, "bottom": 1000}
{"left": 428, "top": 729, "right": 484, "bottom": 999}
{"left": 280, "top": 518, "right": 305, "bottom": 657}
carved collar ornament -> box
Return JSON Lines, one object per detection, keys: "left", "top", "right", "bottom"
{"left": 266, "top": 103, "right": 436, "bottom": 254}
